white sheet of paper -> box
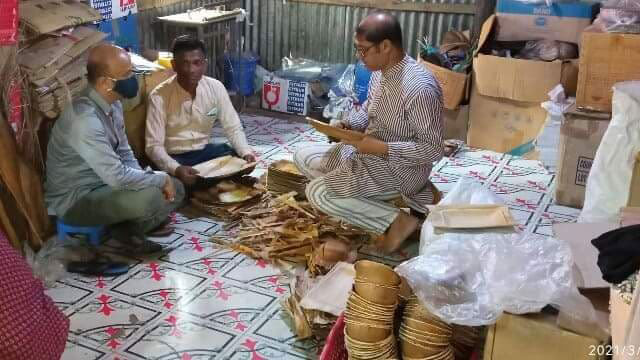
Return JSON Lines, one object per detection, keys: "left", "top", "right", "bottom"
{"left": 300, "top": 262, "right": 355, "bottom": 316}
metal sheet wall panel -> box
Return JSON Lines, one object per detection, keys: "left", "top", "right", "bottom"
{"left": 245, "top": 0, "right": 475, "bottom": 70}
{"left": 137, "top": 0, "right": 242, "bottom": 51}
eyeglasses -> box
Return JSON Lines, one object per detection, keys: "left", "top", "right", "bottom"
{"left": 354, "top": 43, "right": 378, "bottom": 58}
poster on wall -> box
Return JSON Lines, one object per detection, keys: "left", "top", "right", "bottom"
{"left": 262, "top": 75, "right": 310, "bottom": 116}
{"left": 90, "top": 0, "right": 138, "bottom": 21}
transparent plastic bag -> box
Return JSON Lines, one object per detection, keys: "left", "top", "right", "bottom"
{"left": 323, "top": 90, "right": 354, "bottom": 122}
{"left": 589, "top": 0, "right": 640, "bottom": 33}
{"left": 254, "top": 64, "right": 270, "bottom": 95}
{"left": 335, "top": 64, "right": 356, "bottom": 99}
{"left": 397, "top": 178, "right": 597, "bottom": 327}
{"left": 277, "top": 57, "right": 347, "bottom": 83}
{"left": 516, "top": 40, "right": 578, "bottom": 61}
{"left": 323, "top": 65, "right": 357, "bottom": 121}
{"left": 24, "top": 238, "right": 68, "bottom": 288}
{"left": 538, "top": 85, "right": 575, "bottom": 172}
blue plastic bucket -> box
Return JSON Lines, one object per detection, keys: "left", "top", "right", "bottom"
{"left": 224, "top": 54, "right": 259, "bottom": 96}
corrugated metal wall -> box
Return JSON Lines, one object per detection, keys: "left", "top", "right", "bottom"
{"left": 136, "top": 0, "right": 475, "bottom": 71}
{"left": 244, "top": 0, "right": 475, "bottom": 70}
{"left": 137, "top": 0, "right": 243, "bottom": 50}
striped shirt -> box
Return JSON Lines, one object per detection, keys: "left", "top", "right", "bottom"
{"left": 321, "top": 55, "right": 444, "bottom": 209}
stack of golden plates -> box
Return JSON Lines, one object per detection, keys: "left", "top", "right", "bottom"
{"left": 452, "top": 325, "right": 481, "bottom": 359}
{"left": 344, "top": 260, "right": 401, "bottom": 360}
{"left": 400, "top": 296, "right": 454, "bottom": 360}
{"left": 267, "top": 160, "right": 309, "bottom": 197}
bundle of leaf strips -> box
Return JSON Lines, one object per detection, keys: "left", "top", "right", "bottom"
{"left": 210, "top": 192, "right": 373, "bottom": 268}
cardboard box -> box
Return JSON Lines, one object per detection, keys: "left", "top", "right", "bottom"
{"left": 577, "top": 32, "right": 640, "bottom": 112}
{"left": 553, "top": 222, "right": 616, "bottom": 289}
{"left": 484, "top": 313, "right": 604, "bottom": 360}
{"left": 467, "top": 82, "right": 547, "bottom": 153}
{"left": 555, "top": 108, "right": 610, "bottom": 208}
{"left": 495, "top": 0, "right": 598, "bottom": 45}
{"left": 444, "top": 105, "right": 469, "bottom": 141}
{"left": 474, "top": 15, "right": 579, "bottom": 103}
{"left": 417, "top": 57, "right": 469, "bottom": 110}
{"left": 262, "top": 75, "right": 310, "bottom": 115}
{"left": 123, "top": 69, "right": 175, "bottom": 167}
{"left": 19, "top": 0, "right": 101, "bottom": 36}
{"left": 557, "top": 288, "right": 611, "bottom": 342}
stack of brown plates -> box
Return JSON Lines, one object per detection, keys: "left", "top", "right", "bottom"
{"left": 344, "top": 260, "right": 401, "bottom": 359}
{"left": 451, "top": 325, "right": 481, "bottom": 359}
{"left": 267, "top": 160, "right": 309, "bottom": 197}
{"left": 400, "top": 296, "right": 454, "bottom": 360}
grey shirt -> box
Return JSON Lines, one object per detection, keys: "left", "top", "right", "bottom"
{"left": 45, "top": 87, "right": 168, "bottom": 217}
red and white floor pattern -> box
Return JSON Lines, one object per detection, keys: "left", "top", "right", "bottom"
{"left": 47, "top": 114, "right": 579, "bottom": 360}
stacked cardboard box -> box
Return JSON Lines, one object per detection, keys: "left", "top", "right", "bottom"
{"left": 415, "top": 30, "right": 472, "bottom": 142}
{"left": 555, "top": 30, "right": 640, "bottom": 207}
{"left": 555, "top": 107, "right": 610, "bottom": 208}
{"left": 20, "top": 27, "right": 107, "bottom": 119}
{"left": 18, "top": 0, "right": 102, "bottom": 119}
{"left": 467, "top": 15, "right": 579, "bottom": 154}
{"left": 495, "top": 0, "right": 599, "bottom": 45}
{"left": 417, "top": 56, "right": 470, "bottom": 142}
{"left": 577, "top": 32, "right": 640, "bottom": 113}
{"left": 485, "top": 313, "right": 605, "bottom": 360}
{"left": 123, "top": 69, "right": 175, "bottom": 167}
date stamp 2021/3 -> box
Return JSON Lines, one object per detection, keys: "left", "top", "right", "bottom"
{"left": 590, "top": 345, "right": 640, "bottom": 357}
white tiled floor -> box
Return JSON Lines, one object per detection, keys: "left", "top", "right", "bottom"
{"left": 47, "top": 113, "right": 580, "bottom": 359}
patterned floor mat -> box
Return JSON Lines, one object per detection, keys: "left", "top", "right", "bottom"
{"left": 47, "top": 113, "right": 580, "bottom": 360}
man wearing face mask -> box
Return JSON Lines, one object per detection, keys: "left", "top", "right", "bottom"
{"left": 45, "top": 44, "right": 185, "bottom": 255}
{"left": 146, "top": 35, "right": 255, "bottom": 187}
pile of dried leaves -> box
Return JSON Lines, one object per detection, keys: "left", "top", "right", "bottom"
{"left": 204, "top": 189, "right": 374, "bottom": 342}
{"left": 210, "top": 192, "right": 373, "bottom": 275}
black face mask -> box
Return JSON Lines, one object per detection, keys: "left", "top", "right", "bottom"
{"left": 111, "top": 75, "right": 139, "bottom": 99}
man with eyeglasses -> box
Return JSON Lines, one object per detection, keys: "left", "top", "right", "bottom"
{"left": 295, "top": 12, "right": 444, "bottom": 253}
{"left": 45, "top": 44, "right": 185, "bottom": 256}
{"left": 145, "top": 35, "right": 255, "bottom": 187}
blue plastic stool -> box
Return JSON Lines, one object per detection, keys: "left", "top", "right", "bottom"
{"left": 57, "top": 220, "right": 105, "bottom": 246}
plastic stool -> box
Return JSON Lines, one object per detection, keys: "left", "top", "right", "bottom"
{"left": 57, "top": 220, "right": 105, "bottom": 246}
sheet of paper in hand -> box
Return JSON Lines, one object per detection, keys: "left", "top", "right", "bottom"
{"left": 307, "top": 117, "right": 365, "bottom": 142}
{"left": 192, "top": 155, "right": 256, "bottom": 179}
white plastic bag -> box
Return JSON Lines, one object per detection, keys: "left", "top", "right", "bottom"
{"left": 397, "top": 178, "right": 597, "bottom": 327}
{"left": 537, "top": 84, "right": 575, "bottom": 172}
{"left": 419, "top": 178, "right": 503, "bottom": 252}
{"left": 579, "top": 81, "right": 640, "bottom": 223}
{"left": 24, "top": 238, "right": 68, "bottom": 288}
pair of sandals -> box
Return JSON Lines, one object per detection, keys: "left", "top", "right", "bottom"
{"left": 67, "top": 219, "right": 174, "bottom": 276}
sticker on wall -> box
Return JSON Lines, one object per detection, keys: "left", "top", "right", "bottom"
{"left": 90, "top": 0, "right": 138, "bottom": 21}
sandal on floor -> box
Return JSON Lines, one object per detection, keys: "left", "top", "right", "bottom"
{"left": 67, "top": 260, "right": 129, "bottom": 276}
{"left": 147, "top": 224, "right": 174, "bottom": 238}
{"left": 147, "top": 218, "right": 174, "bottom": 237}
{"left": 124, "top": 236, "right": 164, "bottom": 255}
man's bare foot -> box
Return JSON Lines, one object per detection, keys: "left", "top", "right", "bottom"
{"left": 376, "top": 211, "right": 420, "bottom": 253}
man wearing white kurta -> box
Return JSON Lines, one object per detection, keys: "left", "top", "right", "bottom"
{"left": 294, "top": 13, "right": 444, "bottom": 253}
{"left": 146, "top": 35, "right": 255, "bottom": 186}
